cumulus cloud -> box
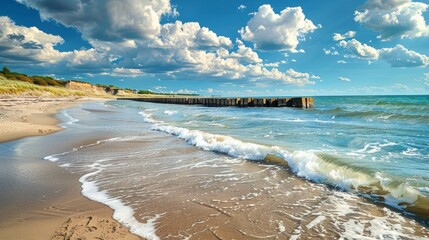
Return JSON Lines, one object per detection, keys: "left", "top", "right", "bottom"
{"left": 151, "top": 21, "right": 232, "bottom": 50}
{"left": 17, "top": 0, "right": 177, "bottom": 43}
{"left": 229, "top": 39, "right": 262, "bottom": 64}
{"left": 124, "top": 22, "right": 314, "bottom": 84}
{"left": 239, "top": 4, "right": 318, "bottom": 51}
{"left": 338, "top": 76, "right": 351, "bottom": 81}
{"left": 0, "top": 16, "right": 65, "bottom": 63}
{"left": 8, "top": 1, "right": 316, "bottom": 86}
{"left": 354, "top": 0, "right": 429, "bottom": 40}
{"left": 339, "top": 39, "right": 379, "bottom": 59}
{"left": 238, "top": 5, "right": 246, "bottom": 11}
{"left": 111, "top": 68, "right": 144, "bottom": 77}
{"left": 338, "top": 60, "right": 347, "bottom": 64}
{"left": 338, "top": 38, "right": 429, "bottom": 67}
{"left": 0, "top": 16, "right": 108, "bottom": 70}
{"left": 378, "top": 44, "right": 429, "bottom": 67}
{"left": 333, "top": 31, "right": 356, "bottom": 41}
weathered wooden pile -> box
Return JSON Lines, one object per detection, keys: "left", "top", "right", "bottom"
{"left": 118, "top": 97, "right": 314, "bottom": 108}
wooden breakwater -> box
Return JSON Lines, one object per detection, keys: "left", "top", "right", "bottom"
{"left": 118, "top": 97, "right": 314, "bottom": 108}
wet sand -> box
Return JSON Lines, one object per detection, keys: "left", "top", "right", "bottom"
{"left": 57, "top": 130, "right": 429, "bottom": 239}
{"left": 0, "top": 96, "right": 140, "bottom": 240}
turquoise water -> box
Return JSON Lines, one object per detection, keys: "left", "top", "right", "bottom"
{"left": 111, "top": 95, "right": 429, "bottom": 215}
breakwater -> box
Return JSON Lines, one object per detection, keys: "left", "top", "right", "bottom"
{"left": 118, "top": 97, "right": 314, "bottom": 108}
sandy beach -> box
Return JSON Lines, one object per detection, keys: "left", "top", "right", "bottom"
{"left": 0, "top": 96, "right": 141, "bottom": 240}
{"left": 0, "top": 96, "right": 99, "bottom": 143}
{"left": 1, "top": 96, "right": 428, "bottom": 240}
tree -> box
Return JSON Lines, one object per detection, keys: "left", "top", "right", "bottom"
{"left": 2, "top": 67, "right": 11, "bottom": 74}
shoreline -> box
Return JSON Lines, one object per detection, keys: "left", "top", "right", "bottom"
{"left": 0, "top": 96, "right": 141, "bottom": 240}
{"left": 0, "top": 96, "right": 84, "bottom": 143}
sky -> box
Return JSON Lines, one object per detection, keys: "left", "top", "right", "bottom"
{"left": 0, "top": 0, "right": 428, "bottom": 96}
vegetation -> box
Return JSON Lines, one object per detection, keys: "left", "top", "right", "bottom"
{"left": 137, "top": 89, "right": 199, "bottom": 96}
{"left": 138, "top": 90, "right": 155, "bottom": 94}
{"left": 0, "top": 67, "right": 66, "bottom": 87}
{"left": 0, "top": 66, "right": 199, "bottom": 97}
{"left": 0, "top": 76, "right": 86, "bottom": 96}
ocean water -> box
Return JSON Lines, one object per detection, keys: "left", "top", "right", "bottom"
{"left": 40, "top": 95, "right": 429, "bottom": 239}
{"left": 132, "top": 95, "right": 429, "bottom": 212}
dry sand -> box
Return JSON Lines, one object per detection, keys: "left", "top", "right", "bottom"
{"left": 0, "top": 96, "right": 92, "bottom": 143}
{"left": 0, "top": 95, "right": 141, "bottom": 240}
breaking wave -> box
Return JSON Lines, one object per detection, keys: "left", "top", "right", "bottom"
{"left": 139, "top": 111, "right": 429, "bottom": 218}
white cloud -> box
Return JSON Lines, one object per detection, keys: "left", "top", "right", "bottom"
{"left": 17, "top": 0, "right": 176, "bottom": 43}
{"left": 7, "top": 1, "right": 317, "bottom": 86}
{"left": 263, "top": 62, "right": 280, "bottom": 67}
{"left": 155, "top": 86, "right": 166, "bottom": 90}
{"left": 323, "top": 48, "right": 339, "bottom": 55}
{"left": 333, "top": 31, "right": 356, "bottom": 41}
{"left": 111, "top": 68, "right": 144, "bottom": 77}
{"left": 337, "top": 60, "right": 347, "bottom": 64}
{"left": 338, "top": 76, "right": 351, "bottom": 81}
{"left": 238, "top": 5, "right": 246, "bottom": 11}
{"left": 0, "top": 16, "right": 65, "bottom": 63}
{"left": 177, "top": 89, "right": 195, "bottom": 94}
{"left": 338, "top": 38, "right": 428, "bottom": 67}
{"left": 339, "top": 39, "right": 379, "bottom": 59}
{"left": 354, "top": 0, "right": 429, "bottom": 40}
{"left": 207, "top": 88, "right": 214, "bottom": 93}
{"left": 392, "top": 83, "right": 410, "bottom": 91}
{"left": 378, "top": 44, "right": 429, "bottom": 67}
{"left": 239, "top": 4, "right": 318, "bottom": 51}
{"left": 0, "top": 16, "right": 108, "bottom": 70}
{"left": 151, "top": 21, "right": 232, "bottom": 50}
{"left": 229, "top": 39, "right": 262, "bottom": 64}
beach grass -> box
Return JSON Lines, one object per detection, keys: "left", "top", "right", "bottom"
{"left": 0, "top": 76, "right": 109, "bottom": 97}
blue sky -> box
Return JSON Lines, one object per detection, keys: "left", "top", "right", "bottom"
{"left": 0, "top": 0, "right": 428, "bottom": 96}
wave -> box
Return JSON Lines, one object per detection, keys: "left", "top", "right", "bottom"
{"left": 63, "top": 110, "right": 80, "bottom": 126}
{"left": 319, "top": 108, "right": 428, "bottom": 123}
{"left": 140, "top": 110, "right": 429, "bottom": 218}
{"left": 44, "top": 136, "right": 162, "bottom": 240}
{"left": 80, "top": 158, "right": 161, "bottom": 240}
{"left": 163, "top": 110, "right": 178, "bottom": 115}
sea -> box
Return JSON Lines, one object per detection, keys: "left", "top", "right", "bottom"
{"left": 15, "top": 95, "right": 429, "bottom": 239}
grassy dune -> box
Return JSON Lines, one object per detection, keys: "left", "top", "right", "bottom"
{"left": 0, "top": 76, "right": 84, "bottom": 96}
{"left": 0, "top": 76, "right": 117, "bottom": 97}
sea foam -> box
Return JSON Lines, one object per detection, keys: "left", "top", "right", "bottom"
{"left": 80, "top": 159, "right": 161, "bottom": 240}
{"left": 139, "top": 109, "right": 428, "bottom": 214}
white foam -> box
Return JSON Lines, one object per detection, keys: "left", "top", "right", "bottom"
{"left": 163, "top": 110, "right": 178, "bottom": 115}
{"left": 138, "top": 111, "right": 159, "bottom": 123}
{"left": 44, "top": 155, "right": 59, "bottom": 162}
{"left": 151, "top": 124, "right": 270, "bottom": 161}
{"left": 43, "top": 136, "right": 145, "bottom": 163}
{"left": 356, "top": 143, "right": 381, "bottom": 154}
{"left": 401, "top": 148, "right": 420, "bottom": 156}
{"left": 80, "top": 160, "right": 161, "bottom": 240}
{"left": 306, "top": 216, "right": 326, "bottom": 230}
{"left": 138, "top": 110, "right": 427, "bottom": 216}
{"left": 63, "top": 111, "right": 80, "bottom": 125}
{"left": 377, "top": 114, "right": 394, "bottom": 120}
